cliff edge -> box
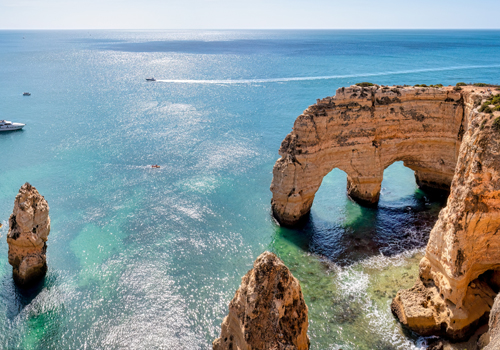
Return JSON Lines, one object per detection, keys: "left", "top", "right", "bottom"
{"left": 392, "top": 87, "right": 500, "bottom": 340}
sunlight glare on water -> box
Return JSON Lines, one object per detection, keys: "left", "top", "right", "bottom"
{"left": 1, "top": 30, "right": 499, "bottom": 349}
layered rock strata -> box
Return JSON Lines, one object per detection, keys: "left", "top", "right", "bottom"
{"left": 213, "top": 251, "right": 309, "bottom": 350}
{"left": 271, "top": 85, "right": 465, "bottom": 226}
{"left": 7, "top": 183, "right": 51, "bottom": 287}
{"left": 392, "top": 87, "right": 500, "bottom": 340}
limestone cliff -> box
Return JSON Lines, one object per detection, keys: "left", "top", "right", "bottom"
{"left": 7, "top": 183, "right": 51, "bottom": 287}
{"left": 271, "top": 85, "right": 464, "bottom": 226}
{"left": 392, "top": 88, "right": 500, "bottom": 340}
{"left": 213, "top": 251, "right": 309, "bottom": 350}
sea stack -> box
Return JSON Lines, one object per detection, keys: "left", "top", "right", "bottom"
{"left": 392, "top": 89, "right": 500, "bottom": 340}
{"left": 7, "top": 183, "right": 51, "bottom": 287}
{"left": 213, "top": 251, "right": 310, "bottom": 350}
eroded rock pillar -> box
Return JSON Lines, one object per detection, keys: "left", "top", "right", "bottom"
{"left": 7, "top": 183, "right": 51, "bottom": 287}
{"left": 213, "top": 251, "right": 309, "bottom": 350}
{"left": 346, "top": 174, "right": 383, "bottom": 207}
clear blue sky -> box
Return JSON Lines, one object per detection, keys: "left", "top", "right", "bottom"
{"left": 1, "top": 0, "right": 499, "bottom": 30}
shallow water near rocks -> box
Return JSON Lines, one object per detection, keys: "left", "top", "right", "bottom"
{"left": 1, "top": 30, "right": 500, "bottom": 349}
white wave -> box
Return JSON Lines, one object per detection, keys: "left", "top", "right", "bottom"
{"left": 156, "top": 64, "right": 500, "bottom": 84}
{"left": 360, "top": 247, "right": 425, "bottom": 270}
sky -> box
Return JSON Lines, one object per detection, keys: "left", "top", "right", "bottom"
{"left": 0, "top": 0, "right": 499, "bottom": 30}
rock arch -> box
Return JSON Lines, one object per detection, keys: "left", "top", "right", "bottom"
{"left": 271, "top": 85, "right": 465, "bottom": 226}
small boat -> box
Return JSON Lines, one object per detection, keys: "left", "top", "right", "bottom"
{"left": 146, "top": 78, "right": 156, "bottom": 82}
{"left": 151, "top": 165, "right": 160, "bottom": 168}
{"left": 0, "top": 120, "right": 25, "bottom": 131}
{"left": 23, "top": 92, "right": 31, "bottom": 96}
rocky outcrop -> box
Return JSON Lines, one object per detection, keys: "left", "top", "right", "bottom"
{"left": 392, "top": 87, "right": 500, "bottom": 340}
{"left": 271, "top": 85, "right": 465, "bottom": 226}
{"left": 213, "top": 251, "right": 309, "bottom": 350}
{"left": 7, "top": 183, "right": 51, "bottom": 287}
{"left": 270, "top": 83, "right": 500, "bottom": 340}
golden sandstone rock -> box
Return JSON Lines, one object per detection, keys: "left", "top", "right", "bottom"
{"left": 393, "top": 87, "right": 500, "bottom": 340}
{"left": 271, "top": 85, "right": 464, "bottom": 226}
{"left": 270, "top": 84, "right": 500, "bottom": 340}
{"left": 213, "top": 252, "right": 309, "bottom": 350}
{"left": 7, "top": 183, "right": 51, "bottom": 287}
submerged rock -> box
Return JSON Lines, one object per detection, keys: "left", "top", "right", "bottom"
{"left": 7, "top": 183, "right": 51, "bottom": 287}
{"left": 392, "top": 88, "right": 500, "bottom": 340}
{"left": 213, "top": 251, "right": 309, "bottom": 350}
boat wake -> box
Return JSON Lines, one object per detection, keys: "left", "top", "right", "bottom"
{"left": 156, "top": 64, "right": 500, "bottom": 84}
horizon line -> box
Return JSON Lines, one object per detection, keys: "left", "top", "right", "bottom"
{"left": 1, "top": 28, "right": 500, "bottom": 31}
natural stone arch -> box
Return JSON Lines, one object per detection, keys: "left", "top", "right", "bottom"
{"left": 271, "top": 85, "right": 464, "bottom": 226}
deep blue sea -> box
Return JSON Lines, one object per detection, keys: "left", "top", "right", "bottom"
{"left": 1, "top": 30, "right": 500, "bottom": 350}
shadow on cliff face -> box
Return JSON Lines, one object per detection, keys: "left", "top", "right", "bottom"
{"left": 0, "top": 271, "right": 55, "bottom": 319}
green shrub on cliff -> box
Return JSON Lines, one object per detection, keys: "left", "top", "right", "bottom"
{"left": 487, "top": 95, "right": 500, "bottom": 105}
{"left": 480, "top": 105, "right": 493, "bottom": 113}
{"left": 494, "top": 117, "right": 500, "bottom": 131}
{"left": 453, "top": 86, "right": 462, "bottom": 91}
{"left": 356, "top": 82, "right": 374, "bottom": 87}
{"left": 456, "top": 82, "right": 467, "bottom": 86}
{"left": 414, "top": 84, "right": 427, "bottom": 87}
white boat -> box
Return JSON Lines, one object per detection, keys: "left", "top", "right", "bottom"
{"left": 146, "top": 77, "right": 156, "bottom": 82}
{"left": 0, "top": 120, "right": 25, "bottom": 131}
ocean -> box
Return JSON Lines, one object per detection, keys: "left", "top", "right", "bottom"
{"left": 1, "top": 30, "right": 499, "bottom": 349}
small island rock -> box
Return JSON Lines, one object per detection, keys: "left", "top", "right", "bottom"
{"left": 7, "top": 183, "right": 51, "bottom": 287}
{"left": 213, "top": 251, "right": 309, "bottom": 350}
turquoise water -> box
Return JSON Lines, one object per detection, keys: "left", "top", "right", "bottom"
{"left": 1, "top": 30, "right": 499, "bottom": 349}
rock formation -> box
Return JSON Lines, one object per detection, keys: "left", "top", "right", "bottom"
{"left": 271, "top": 85, "right": 465, "bottom": 226}
{"left": 392, "top": 87, "right": 500, "bottom": 340}
{"left": 270, "top": 83, "right": 500, "bottom": 340}
{"left": 213, "top": 251, "right": 309, "bottom": 350}
{"left": 7, "top": 183, "right": 51, "bottom": 287}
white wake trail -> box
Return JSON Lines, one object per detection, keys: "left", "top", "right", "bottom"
{"left": 156, "top": 64, "right": 500, "bottom": 84}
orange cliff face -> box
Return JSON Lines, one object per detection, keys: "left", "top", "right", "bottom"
{"left": 271, "top": 85, "right": 466, "bottom": 227}
{"left": 270, "top": 84, "right": 500, "bottom": 340}
{"left": 392, "top": 87, "right": 500, "bottom": 340}
{"left": 7, "top": 183, "right": 51, "bottom": 287}
{"left": 213, "top": 252, "right": 309, "bottom": 350}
